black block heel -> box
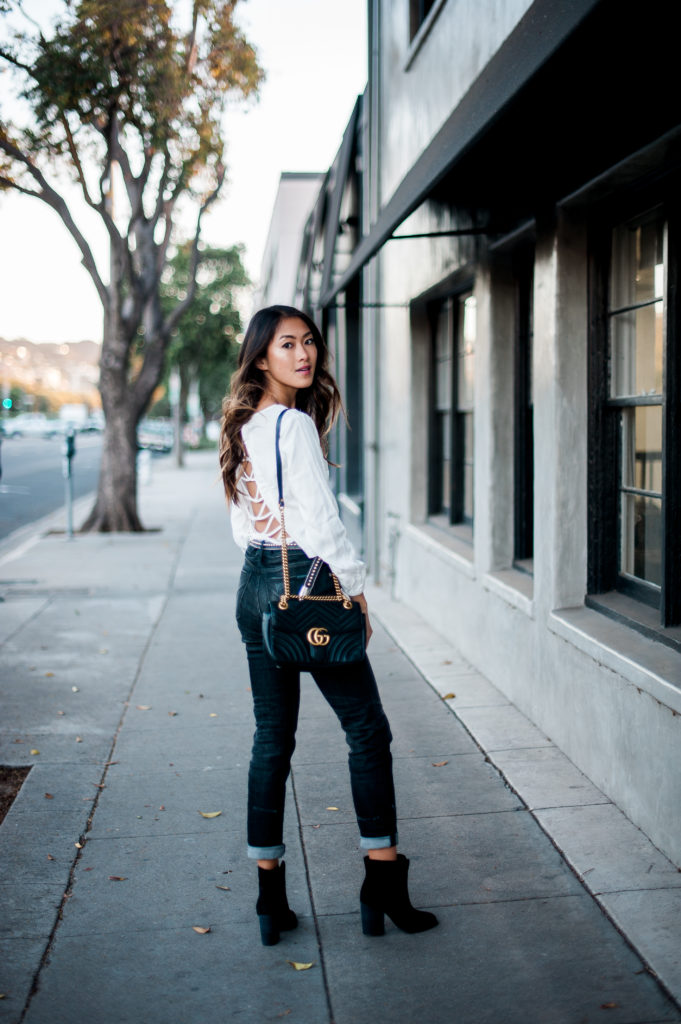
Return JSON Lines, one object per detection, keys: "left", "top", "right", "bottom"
{"left": 361, "top": 901, "right": 385, "bottom": 936}
{"left": 259, "top": 914, "right": 280, "bottom": 946}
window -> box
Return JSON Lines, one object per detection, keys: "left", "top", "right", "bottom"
{"left": 589, "top": 203, "right": 681, "bottom": 628}
{"left": 410, "top": 0, "right": 436, "bottom": 40}
{"left": 429, "top": 290, "right": 476, "bottom": 529}
{"left": 514, "top": 251, "right": 534, "bottom": 567}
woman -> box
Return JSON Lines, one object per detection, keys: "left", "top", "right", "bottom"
{"left": 219, "top": 305, "right": 437, "bottom": 945}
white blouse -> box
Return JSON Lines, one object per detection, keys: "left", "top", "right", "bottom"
{"left": 230, "top": 404, "right": 366, "bottom": 597}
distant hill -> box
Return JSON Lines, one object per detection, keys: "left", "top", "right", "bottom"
{"left": 0, "top": 337, "right": 101, "bottom": 407}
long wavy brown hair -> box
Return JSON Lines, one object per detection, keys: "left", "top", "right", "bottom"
{"left": 219, "top": 305, "right": 343, "bottom": 503}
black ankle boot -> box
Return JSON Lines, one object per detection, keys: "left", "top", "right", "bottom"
{"left": 256, "top": 861, "right": 298, "bottom": 946}
{"left": 360, "top": 854, "right": 438, "bottom": 936}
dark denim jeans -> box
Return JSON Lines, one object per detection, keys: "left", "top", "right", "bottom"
{"left": 236, "top": 543, "right": 397, "bottom": 860}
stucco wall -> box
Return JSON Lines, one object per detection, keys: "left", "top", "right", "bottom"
{"left": 365, "top": 202, "right": 681, "bottom": 865}
{"left": 378, "top": 0, "right": 534, "bottom": 201}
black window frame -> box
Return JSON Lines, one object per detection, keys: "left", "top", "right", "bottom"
{"left": 409, "top": 0, "right": 437, "bottom": 40}
{"left": 513, "top": 245, "right": 535, "bottom": 568}
{"left": 588, "top": 191, "right": 681, "bottom": 630}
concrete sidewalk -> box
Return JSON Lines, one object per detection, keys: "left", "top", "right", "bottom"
{"left": 1, "top": 451, "right": 680, "bottom": 1024}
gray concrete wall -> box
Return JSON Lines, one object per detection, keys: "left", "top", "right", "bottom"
{"left": 365, "top": 203, "right": 681, "bottom": 865}
{"left": 377, "top": 0, "right": 533, "bottom": 200}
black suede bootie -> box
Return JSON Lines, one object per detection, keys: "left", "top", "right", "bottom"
{"left": 359, "top": 854, "right": 438, "bottom": 936}
{"left": 256, "top": 861, "right": 298, "bottom": 946}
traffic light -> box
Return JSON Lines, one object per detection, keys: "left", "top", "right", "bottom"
{"left": 1, "top": 398, "right": 12, "bottom": 409}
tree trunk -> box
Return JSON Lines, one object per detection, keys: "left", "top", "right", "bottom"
{"left": 81, "top": 406, "right": 142, "bottom": 531}
{"left": 81, "top": 255, "right": 145, "bottom": 532}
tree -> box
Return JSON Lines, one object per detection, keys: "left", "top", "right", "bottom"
{"left": 0, "top": 1, "right": 262, "bottom": 529}
{"left": 160, "top": 241, "right": 246, "bottom": 439}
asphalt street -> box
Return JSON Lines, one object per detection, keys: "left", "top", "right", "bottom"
{"left": 0, "top": 435, "right": 101, "bottom": 539}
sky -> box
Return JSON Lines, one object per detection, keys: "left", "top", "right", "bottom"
{"left": 0, "top": 0, "right": 368, "bottom": 344}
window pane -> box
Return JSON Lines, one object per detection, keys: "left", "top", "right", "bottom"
{"left": 620, "top": 494, "right": 662, "bottom": 587}
{"left": 610, "top": 302, "right": 663, "bottom": 396}
{"left": 463, "top": 412, "right": 474, "bottom": 522}
{"left": 434, "top": 302, "right": 451, "bottom": 411}
{"left": 457, "top": 294, "right": 476, "bottom": 410}
{"left": 609, "top": 212, "right": 664, "bottom": 398}
{"left": 434, "top": 410, "right": 450, "bottom": 515}
{"left": 610, "top": 215, "right": 663, "bottom": 309}
{"left": 621, "top": 406, "right": 662, "bottom": 494}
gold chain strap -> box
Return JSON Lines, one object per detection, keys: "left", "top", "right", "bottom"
{"left": 278, "top": 500, "right": 351, "bottom": 611}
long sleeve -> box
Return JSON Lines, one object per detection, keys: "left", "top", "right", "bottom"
{"left": 230, "top": 493, "right": 250, "bottom": 552}
{"left": 279, "top": 411, "right": 366, "bottom": 596}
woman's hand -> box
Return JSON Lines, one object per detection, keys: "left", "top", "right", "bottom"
{"left": 352, "top": 592, "right": 373, "bottom": 648}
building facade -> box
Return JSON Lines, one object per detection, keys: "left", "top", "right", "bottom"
{"left": 253, "top": 172, "right": 324, "bottom": 311}
{"left": 284, "top": 0, "right": 681, "bottom": 864}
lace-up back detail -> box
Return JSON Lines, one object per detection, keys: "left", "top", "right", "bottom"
{"left": 237, "top": 457, "right": 282, "bottom": 543}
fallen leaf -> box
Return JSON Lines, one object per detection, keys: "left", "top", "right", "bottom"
{"left": 72, "top": 686, "right": 79, "bottom": 693}
{"left": 136, "top": 705, "right": 152, "bottom": 711}
{"left": 76, "top": 737, "right": 83, "bottom": 743}
{"left": 192, "top": 926, "right": 211, "bottom": 934}
{"left": 168, "top": 711, "right": 178, "bottom": 717}
{"left": 312, "top": 824, "right": 321, "bottom": 829}
{"left": 84, "top": 867, "right": 94, "bottom": 872}
{"left": 45, "top": 672, "right": 54, "bottom": 677}
{"left": 442, "top": 693, "right": 456, "bottom": 700}
{"left": 209, "top": 713, "right": 218, "bottom": 718}
{"left": 432, "top": 760, "right": 449, "bottom": 767}
{"left": 30, "top": 749, "right": 40, "bottom": 756}
{"left": 198, "top": 811, "right": 222, "bottom": 819}
{"left": 159, "top": 805, "right": 165, "bottom": 811}
{"left": 104, "top": 761, "right": 119, "bottom": 767}
{"left": 57, "top": 710, "right": 65, "bottom": 716}
{"left": 216, "top": 885, "right": 231, "bottom": 891}
{"left": 47, "top": 854, "right": 55, "bottom": 861}
{"left": 13, "top": 738, "right": 23, "bottom": 744}
{"left": 44, "top": 793, "right": 54, "bottom": 800}
{"left": 108, "top": 876, "right": 127, "bottom": 882}
{"left": 75, "top": 842, "right": 83, "bottom": 849}
{"left": 287, "top": 961, "right": 314, "bottom": 971}
{"left": 600, "top": 1003, "right": 619, "bottom": 1010}
{"left": 326, "top": 807, "right": 339, "bottom": 811}
{"left": 0, "top": 993, "right": 6, "bottom": 999}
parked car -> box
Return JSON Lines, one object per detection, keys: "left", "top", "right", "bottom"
{"left": 137, "top": 418, "right": 173, "bottom": 453}
{"left": 2, "top": 413, "right": 62, "bottom": 439}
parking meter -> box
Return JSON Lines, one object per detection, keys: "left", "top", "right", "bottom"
{"left": 62, "top": 428, "right": 76, "bottom": 538}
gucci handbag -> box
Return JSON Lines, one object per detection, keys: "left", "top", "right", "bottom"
{"left": 261, "top": 409, "right": 366, "bottom": 670}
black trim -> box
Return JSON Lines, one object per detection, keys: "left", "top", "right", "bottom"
{"left": 319, "top": 99, "right": 361, "bottom": 301}
{"left": 513, "top": 249, "right": 534, "bottom": 563}
{"left": 663, "top": 199, "right": 681, "bottom": 626}
{"left": 320, "top": 0, "right": 602, "bottom": 307}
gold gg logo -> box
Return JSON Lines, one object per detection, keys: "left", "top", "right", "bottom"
{"left": 307, "top": 627, "right": 330, "bottom": 647}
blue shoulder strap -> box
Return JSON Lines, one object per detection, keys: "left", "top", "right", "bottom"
{"left": 275, "top": 408, "right": 288, "bottom": 506}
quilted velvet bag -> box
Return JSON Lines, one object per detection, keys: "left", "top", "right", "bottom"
{"left": 261, "top": 409, "right": 366, "bottom": 670}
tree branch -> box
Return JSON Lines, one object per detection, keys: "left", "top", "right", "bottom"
{"left": 0, "top": 174, "right": 41, "bottom": 198}
{"left": 59, "top": 114, "right": 99, "bottom": 210}
{"left": 163, "top": 171, "right": 224, "bottom": 335}
{"left": 0, "top": 134, "right": 109, "bottom": 307}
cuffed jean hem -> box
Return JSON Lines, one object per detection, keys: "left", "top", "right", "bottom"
{"left": 359, "top": 832, "right": 398, "bottom": 850}
{"left": 247, "top": 843, "right": 286, "bottom": 860}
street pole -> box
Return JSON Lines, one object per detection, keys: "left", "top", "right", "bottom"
{"left": 62, "top": 427, "right": 76, "bottom": 540}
